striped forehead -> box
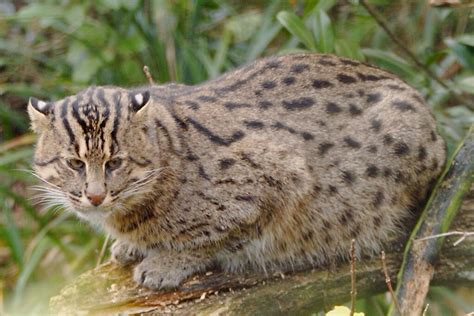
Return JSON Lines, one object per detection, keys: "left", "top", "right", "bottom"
{"left": 56, "top": 87, "right": 128, "bottom": 158}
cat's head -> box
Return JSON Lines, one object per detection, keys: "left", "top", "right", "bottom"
{"left": 28, "top": 86, "right": 162, "bottom": 220}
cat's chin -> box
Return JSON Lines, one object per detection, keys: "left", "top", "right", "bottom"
{"left": 73, "top": 206, "right": 113, "bottom": 224}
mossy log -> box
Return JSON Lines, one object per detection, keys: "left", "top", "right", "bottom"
{"left": 50, "top": 132, "right": 474, "bottom": 315}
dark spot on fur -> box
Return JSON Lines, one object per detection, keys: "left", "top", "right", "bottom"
{"left": 339, "top": 209, "right": 353, "bottom": 225}
{"left": 303, "top": 231, "right": 314, "bottom": 241}
{"left": 395, "top": 171, "right": 406, "bottom": 183}
{"left": 272, "top": 121, "right": 296, "bottom": 134}
{"left": 282, "top": 77, "right": 296, "bottom": 85}
{"left": 197, "top": 95, "right": 217, "bottom": 102}
{"left": 198, "top": 166, "right": 210, "bottom": 180}
{"left": 313, "top": 184, "right": 321, "bottom": 194}
{"left": 373, "top": 190, "right": 384, "bottom": 208}
{"left": 282, "top": 97, "right": 315, "bottom": 110}
{"left": 312, "top": 80, "right": 333, "bottom": 89}
{"left": 387, "top": 84, "right": 406, "bottom": 91}
{"left": 344, "top": 136, "right": 361, "bottom": 149}
{"left": 371, "top": 119, "right": 382, "bottom": 132}
{"left": 235, "top": 195, "right": 256, "bottom": 202}
{"left": 366, "top": 164, "right": 379, "bottom": 177}
{"left": 383, "top": 134, "right": 394, "bottom": 145}
{"left": 349, "top": 104, "right": 362, "bottom": 116}
{"left": 240, "top": 152, "right": 261, "bottom": 169}
{"left": 341, "top": 59, "right": 361, "bottom": 66}
{"left": 368, "top": 145, "right": 378, "bottom": 153}
{"left": 373, "top": 216, "right": 382, "bottom": 226}
{"left": 328, "top": 185, "right": 338, "bottom": 195}
{"left": 418, "top": 146, "right": 427, "bottom": 161}
{"left": 262, "top": 81, "right": 277, "bottom": 89}
{"left": 367, "top": 93, "right": 381, "bottom": 104}
{"left": 224, "top": 102, "right": 252, "bottom": 111}
{"left": 244, "top": 120, "right": 265, "bottom": 129}
{"left": 430, "top": 158, "right": 439, "bottom": 171}
{"left": 301, "top": 132, "right": 314, "bottom": 141}
{"left": 430, "top": 130, "right": 437, "bottom": 142}
{"left": 290, "top": 63, "right": 309, "bottom": 73}
{"left": 337, "top": 73, "right": 357, "bottom": 84}
{"left": 185, "top": 100, "right": 200, "bottom": 110}
{"left": 319, "top": 59, "right": 336, "bottom": 66}
{"left": 326, "top": 102, "right": 341, "bottom": 113}
{"left": 341, "top": 170, "right": 355, "bottom": 184}
{"left": 392, "top": 100, "right": 416, "bottom": 112}
{"left": 254, "top": 90, "right": 262, "bottom": 96}
{"left": 318, "top": 142, "right": 334, "bottom": 156}
{"left": 394, "top": 142, "right": 410, "bottom": 156}
{"left": 258, "top": 100, "right": 273, "bottom": 109}
{"left": 266, "top": 60, "right": 281, "bottom": 69}
{"left": 383, "top": 167, "right": 392, "bottom": 177}
{"left": 219, "top": 158, "right": 236, "bottom": 170}
{"left": 357, "top": 72, "right": 388, "bottom": 81}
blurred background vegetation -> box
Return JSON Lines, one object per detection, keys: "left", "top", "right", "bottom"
{"left": 0, "top": 0, "right": 473, "bottom": 314}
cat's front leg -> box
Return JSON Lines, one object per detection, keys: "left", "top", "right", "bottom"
{"left": 110, "top": 240, "right": 146, "bottom": 266}
{"left": 133, "top": 249, "right": 213, "bottom": 290}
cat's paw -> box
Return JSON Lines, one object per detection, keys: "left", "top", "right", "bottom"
{"left": 110, "top": 240, "right": 145, "bottom": 266}
{"left": 133, "top": 252, "right": 210, "bottom": 290}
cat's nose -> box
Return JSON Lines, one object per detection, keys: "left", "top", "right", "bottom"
{"left": 86, "top": 192, "right": 105, "bottom": 206}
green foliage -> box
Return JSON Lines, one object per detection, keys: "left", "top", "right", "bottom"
{"left": 0, "top": 0, "right": 472, "bottom": 314}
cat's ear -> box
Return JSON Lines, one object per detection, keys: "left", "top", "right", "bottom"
{"left": 27, "top": 97, "right": 52, "bottom": 133}
{"left": 131, "top": 91, "right": 151, "bottom": 114}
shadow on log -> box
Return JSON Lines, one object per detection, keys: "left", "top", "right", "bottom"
{"left": 50, "top": 189, "right": 473, "bottom": 315}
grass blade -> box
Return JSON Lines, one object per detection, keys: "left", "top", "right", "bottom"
{"left": 277, "top": 11, "right": 316, "bottom": 51}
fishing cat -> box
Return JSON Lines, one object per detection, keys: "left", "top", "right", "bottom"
{"left": 28, "top": 54, "right": 446, "bottom": 289}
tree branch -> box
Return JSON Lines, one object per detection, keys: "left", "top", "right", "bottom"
{"left": 390, "top": 127, "right": 474, "bottom": 316}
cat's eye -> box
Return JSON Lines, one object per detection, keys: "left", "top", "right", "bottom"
{"left": 106, "top": 158, "right": 122, "bottom": 171}
{"left": 67, "top": 159, "right": 85, "bottom": 171}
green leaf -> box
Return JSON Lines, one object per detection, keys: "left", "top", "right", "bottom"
{"left": 245, "top": 0, "right": 283, "bottom": 62}
{"left": 225, "top": 12, "right": 262, "bottom": 43}
{"left": 445, "top": 38, "right": 474, "bottom": 71}
{"left": 2, "top": 201, "right": 24, "bottom": 268}
{"left": 456, "top": 34, "right": 474, "bottom": 47}
{"left": 16, "top": 4, "right": 63, "bottom": 25}
{"left": 13, "top": 238, "right": 51, "bottom": 307}
{"left": 457, "top": 76, "right": 474, "bottom": 94}
{"left": 335, "top": 40, "right": 364, "bottom": 60}
{"left": 0, "top": 148, "right": 33, "bottom": 168}
{"left": 362, "top": 48, "right": 417, "bottom": 80}
{"left": 277, "top": 11, "right": 316, "bottom": 51}
{"left": 310, "top": 9, "right": 334, "bottom": 53}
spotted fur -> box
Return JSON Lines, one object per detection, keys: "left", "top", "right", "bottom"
{"left": 28, "top": 53, "right": 446, "bottom": 290}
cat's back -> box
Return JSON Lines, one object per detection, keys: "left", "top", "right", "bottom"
{"left": 170, "top": 53, "right": 444, "bottom": 171}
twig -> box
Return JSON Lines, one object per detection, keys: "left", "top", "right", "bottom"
{"left": 359, "top": 0, "right": 472, "bottom": 107}
{"left": 350, "top": 239, "right": 356, "bottom": 316}
{"left": 96, "top": 233, "right": 111, "bottom": 267}
{"left": 422, "top": 303, "right": 429, "bottom": 316}
{"left": 415, "top": 231, "right": 474, "bottom": 246}
{"left": 381, "top": 251, "right": 402, "bottom": 315}
{"left": 143, "top": 65, "right": 155, "bottom": 85}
